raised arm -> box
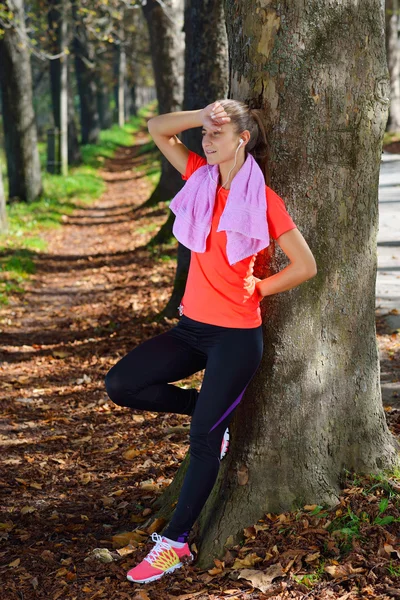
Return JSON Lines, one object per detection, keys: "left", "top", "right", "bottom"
{"left": 147, "top": 103, "right": 229, "bottom": 176}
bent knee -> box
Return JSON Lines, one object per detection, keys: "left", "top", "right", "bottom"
{"left": 105, "top": 367, "right": 126, "bottom": 406}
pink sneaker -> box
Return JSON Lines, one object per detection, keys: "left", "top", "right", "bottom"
{"left": 126, "top": 532, "right": 193, "bottom": 583}
{"left": 220, "top": 426, "right": 230, "bottom": 460}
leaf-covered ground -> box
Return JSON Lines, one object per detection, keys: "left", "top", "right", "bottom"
{"left": 1, "top": 128, "right": 399, "bottom": 600}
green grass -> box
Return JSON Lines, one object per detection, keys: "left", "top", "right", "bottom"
{"left": 0, "top": 100, "right": 159, "bottom": 304}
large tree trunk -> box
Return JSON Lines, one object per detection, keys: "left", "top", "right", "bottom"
{"left": 385, "top": 0, "right": 400, "bottom": 131}
{"left": 144, "top": 0, "right": 400, "bottom": 569}
{"left": 0, "top": 0, "right": 42, "bottom": 202}
{"left": 72, "top": 0, "right": 100, "bottom": 144}
{"left": 141, "top": 0, "right": 185, "bottom": 205}
{"left": 159, "top": 0, "right": 229, "bottom": 318}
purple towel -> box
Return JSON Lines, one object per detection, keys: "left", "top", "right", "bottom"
{"left": 169, "top": 152, "right": 270, "bottom": 265}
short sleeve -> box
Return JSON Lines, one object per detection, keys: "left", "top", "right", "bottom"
{"left": 181, "top": 150, "right": 207, "bottom": 180}
{"left": 266, "top": 186, "right": 297, "bottom": 240}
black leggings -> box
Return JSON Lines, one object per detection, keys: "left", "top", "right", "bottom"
{"left": 105, "top": 314, "right": 263, "bottom": 543}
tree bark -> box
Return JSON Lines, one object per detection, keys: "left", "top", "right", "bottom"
{"left": 117, "top": 8, "right": 126, "bottom": 128}
{"left": 141, "top": 0, "right": 185, "bottom": 205}
{"left": 67, "top": 61, "right": 82, "bottom": 165}
{"left": 146, "top": 0, "right": 400, "bottom": 569}
{"left": 159, "top": 0, "right": 229, "bottom": 318}
{"left": 385, "top": 0, "right": 400, "bottom": 131}
{"left": 0, "top": 161, "right": 8, "bottom": 233}
{"left": 0, "top": 0, "right": 42, "bottom": 202}
{"left": 71, "top": 0, "right": 100, "bottom": 144}
{"left": 97, "top": 86, "right": 113, "bottom": 130}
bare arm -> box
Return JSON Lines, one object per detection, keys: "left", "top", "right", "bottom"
{"left": 147, "top": 102, "right": 230, "bottom": 176}
{"left": 256, "top": 228, "right": 317, "bottom": 299}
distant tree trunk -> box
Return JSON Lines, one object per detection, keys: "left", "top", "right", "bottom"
{"left": 118, "top": 9, "right": 126, "bottom": 128}
{"left": 48, "top": 0, "right": 81, "bottom": 165}
{"left": 67, "top": 62, "right": 82, "bottom": 165}
{"left": 386, "top": 0, "right": 400, "bottom": 131}
{"left": 141, "top": 0, "right": 185, "bottom": 205}
{"left": 0, "top": 163, "right": 8, "bottom": 233}
{"left": 72, "top": 0, "right": 100, "bottom": 144}
{"left": 60, "top": 2, "right": 68, "bottom": 176}
{"left": 145, "top": 0, "right": 400, "bottom": 569}
{"left": 97, "top": 80, "right": 113, "bottom": 130}
{"left": 0, "top": 0, "right": 42, "bottom": 202}
{"left": 159, "top": 0, "right": 229, "bottom": 319}
{"left": 130, "top": 83, "right": 138, "bottom": 118}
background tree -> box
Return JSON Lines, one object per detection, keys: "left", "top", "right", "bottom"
{"left": 141, "top": 0, "right": 185, "bottom": 205}
{"left": 47, "top": 0, "right": 82, "bottom": 166}
{"left": 0, "top": 161, "right": 7, "bottom": 233}
{"left": 71, "top": 0, "right": 100, "bottom": 144}
{"left": 160, "top": 0, "right": 229, "bottom": 318}
{"left": 0, "top": 0, "right": 43, "bottom": 202}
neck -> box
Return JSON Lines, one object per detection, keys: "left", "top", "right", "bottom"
{"left": 218, "top": 152, "right": 246, "bottom": 190}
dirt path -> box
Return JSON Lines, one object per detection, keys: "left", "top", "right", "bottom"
{"left": 0, "top": 132, "right": 399, "bottom": 600}
{"left": 0, "top": 130, "right": 204, "bottom": 599}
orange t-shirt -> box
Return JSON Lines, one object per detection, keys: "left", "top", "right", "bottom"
{"left": 176, "top": 151, "right": 297, "bottom": 328}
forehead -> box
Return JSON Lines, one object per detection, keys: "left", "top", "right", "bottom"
{"left": 201, "top": 122, "right": 234, "bottom": 132}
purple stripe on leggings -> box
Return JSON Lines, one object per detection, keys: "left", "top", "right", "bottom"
{"left": 208, "top": 385, "right": 248, "bottom": 433}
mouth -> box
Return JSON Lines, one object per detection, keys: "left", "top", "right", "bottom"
{"left": 205, "top": 150, "right": 216, "bottom": 155}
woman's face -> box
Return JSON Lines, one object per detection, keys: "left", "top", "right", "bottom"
{"left": 202, "top": 122, "right": 247, "bottom": 165}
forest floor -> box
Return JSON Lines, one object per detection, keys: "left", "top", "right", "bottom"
{"left": 0, "top": 126, "right": 400, "bottom": 600}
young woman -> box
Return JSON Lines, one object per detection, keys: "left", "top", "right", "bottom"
{"left": 105, "top": 99, "right": 317, "bottom": 584}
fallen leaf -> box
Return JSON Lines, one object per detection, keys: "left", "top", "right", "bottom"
{"left": 147, "top": 517, "right": 167, "bottom": 533}
{"left": 86, "top": 548, "right": 115, "bottom": 563}
{"left": 9, "top": 558, "right": 21, "bottom": 568}
{"left": 383, "top": 543, "right": 400, "bottom": 559}
{"left": 30, "top": 482, "right": 43, "bottom": 490}
{"left": 123, "top": 447, "right": 141, "bottom": 460}
{"left": 116, "top": 544, "right": 136, "bottom": 557}
{"left": 238, "top": 563, "right": 285, "bottom": 592}
{"left": 208, "top": 566, "right": 223, "bottom": 575}
{"left": 174, "top": 591, "right": 207, "bottom": 600}
{"left": 132, "top": 591, "right": 151, "bottom": 600}
{"left": 324, "top": 563, "right": 367, "bottom": 578}
{"left": 80, "top": 473, "right": 91, "bottom": 485}
{"left": 112, "top": 531, "right": 144, "bottom": 548}
{"left": 102, "top": 444, "right": 119, "bottom": 453}
{"left": 304, "top": 551, "right": 321, "bottom": 562}
{"left": 232, "top": 552, "right": 263, "bottom": 569}
{"left": 21, "top": 506, "right": 36, "bottom": 515}
{"left": 139, "top": 481, "right": 160, "bottom": 492}
{"left": 71, "top": 435, "right": 92, "bottom": 445}
{"left": 52, "top": 350, "right": 69, "bottom": 359}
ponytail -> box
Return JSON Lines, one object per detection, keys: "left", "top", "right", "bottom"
{"left": 246, "top": 108, "right": 271, "bottom": 186}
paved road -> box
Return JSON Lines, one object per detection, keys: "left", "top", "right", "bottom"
{"left": 376, "top": 152, "right": 400, "bottom": 331}
{"left": 377, "top": 151, "right": 400, "bottom": 406}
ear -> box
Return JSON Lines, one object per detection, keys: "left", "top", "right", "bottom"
{"left": 242, "top": 129, "right": 251, "bottom": 146}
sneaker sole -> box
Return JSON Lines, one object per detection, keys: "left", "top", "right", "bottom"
{"left": 220, "top": 427, "right": 230, "bottom": 460}
{"left": 127, "top": 554, "right": 193, "bottom": 583}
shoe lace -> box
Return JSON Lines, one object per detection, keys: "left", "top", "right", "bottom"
{"left": 144, "top": 532, "right": 173, "bottom": 565}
